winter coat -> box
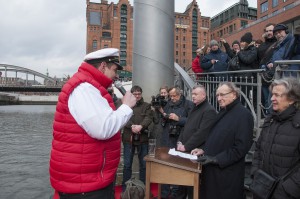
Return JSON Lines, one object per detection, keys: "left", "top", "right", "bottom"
{"left": 122, "top": 98, "right": 153, "bottom": 145}
{"left": 161, "top": 95, "right": 194, "bottom": 147}
{"left": 191, "top": 55, "right": 203, "bottom": 74}
{"left": 257, "top": 37, "right": 277, "bottom": 65}
{"left": 177, "top": 99, "right": 217, "bottom": 152}
{"left": 230, "top": 44, "right": 258, "bottom": 79}
{"left": 200, "top": 99, "right": 254, "bottom": 199}
{"left": 252, "top": 105, "right": 300, "bottom": 199}
{"left": 271, "top": 33, "right": 295, "bottom": 63}
{"left": 201, "top": 49, "right": 229, "bottom": 74}
{"left": 50, "top": 62, "right": 120, "bottom": 193}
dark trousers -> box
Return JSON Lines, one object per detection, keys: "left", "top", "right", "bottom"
{"left": 122, "top": 143, "right": 148, "bottom": 192}
{"left": 175, "top": 185, "right": 193, "bottom": 199}
{"left": 58, "top": 183, "right": 114, "bottom": 199}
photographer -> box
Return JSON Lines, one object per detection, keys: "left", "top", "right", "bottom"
{"left": 160, "top": 86, "right": 194, "bottom": 199}
{"left": 150, "top": 86, "right": 169, "bottom": 146}
{"left": 121, "top": 85, "right": 153, "bottom": 192}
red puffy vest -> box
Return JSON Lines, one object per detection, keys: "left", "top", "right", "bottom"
{"left": 49, "top": 62, "right": 121, "bottom": 193}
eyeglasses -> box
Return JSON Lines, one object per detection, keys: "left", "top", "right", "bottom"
{"left": 271, "top": 93, "right": 285, "bottom": 98}
{"left": 216, "top": 91, "right": 233, "bottom": 98}
{"left": 133, "top": 93, "right": 142, "bottom": 96}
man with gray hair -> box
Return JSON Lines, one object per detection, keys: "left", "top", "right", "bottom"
{"left": 176, "top": 85, "right": 217, "bottom": 199}
{"left": 159, "top": 86, "right": 194, "bottom": 199}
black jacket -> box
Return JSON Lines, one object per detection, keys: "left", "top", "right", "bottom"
{"left": 200, "top": 99, "right": 254, "bottom": 199}
{"left": 178, "top": 99, "right": 217, "bottom": 152}
{"left": 257, "top": 37, "right": 277, "bottom": 65}
{"left": 122, "top": 98, "right": 153, "bottom": 145}
{"left": 252, "top": 105, "right": 300, "bottom": 199}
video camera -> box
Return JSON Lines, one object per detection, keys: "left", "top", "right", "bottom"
{"left": 151, "top": 95, "right": 168, "bottom": 108}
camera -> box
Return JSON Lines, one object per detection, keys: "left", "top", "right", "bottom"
{"left": 151, "top": 95, "right": 168, "bottom": 108}
{"left": 169, "top": 125, "right": 180, "bottom": 136}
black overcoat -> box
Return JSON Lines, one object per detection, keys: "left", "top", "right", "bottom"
{"left": 200, "top": 99, "right": 254, "bottom": 199}
{"left": 178, "top": 99, "right": 217, "bottom": 152}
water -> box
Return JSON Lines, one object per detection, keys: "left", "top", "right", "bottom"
{"left": 0, "top": 105, "right": 56, "bottom": 199}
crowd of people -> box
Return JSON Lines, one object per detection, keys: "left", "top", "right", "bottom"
{"left": 48, "top": 23, "right": 300, "bottom": 199}
{"left": 192, "top": 23, "right": 300, "bottom": 115}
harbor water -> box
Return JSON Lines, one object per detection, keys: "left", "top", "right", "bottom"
{"left": 0, "top": 105, "right": 55, "bottom": 199}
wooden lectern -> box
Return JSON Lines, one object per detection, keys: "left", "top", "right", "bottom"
{"left": 144, "top": 147, "right": 202, "bottom": 199}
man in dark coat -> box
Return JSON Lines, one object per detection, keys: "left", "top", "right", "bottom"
{"left": 176, "top": 85, "right": 217, "bottom": 199}
{"left": 257, "top": 23, "right": 277, "bottom": 115}
{"left": 192, "top": 82, "right": 254, "bottom": 199}
{"left": 160, "top": 86, "right": 194, "bottom": 198}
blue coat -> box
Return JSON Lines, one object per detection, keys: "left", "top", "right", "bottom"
{"left": 201, "top": 49, "right": 229, "bottom": 73}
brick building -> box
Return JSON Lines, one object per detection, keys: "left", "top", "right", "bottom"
{"left": 86, "top": 0, "right": 210, "bottom": 72}
{"left": 218, "top": 0, "right": 300, "bottom": 46}
{"left": 86, "top": 0, "right": 300, "bottom": 73}
{"left": 210, "top": 0, "right": 257, "bottom": 41}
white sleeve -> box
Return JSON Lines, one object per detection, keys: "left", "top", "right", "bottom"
{"left": 68, "top": 82, "right": 133, "bottom": 140}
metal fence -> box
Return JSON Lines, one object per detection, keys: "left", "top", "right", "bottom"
{"left": 175, "top": 60, "right": 300, "bottom": 138}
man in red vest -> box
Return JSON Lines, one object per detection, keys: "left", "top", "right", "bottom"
{"left": 49, "top": 48, "right": 136, "bottom": 199}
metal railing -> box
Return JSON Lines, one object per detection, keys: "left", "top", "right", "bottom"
{"left": 174, "top": 60, "right": 300, "bottom": 138}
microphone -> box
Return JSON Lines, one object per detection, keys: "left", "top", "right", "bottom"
{"left": 114, "top": 81, "right": 126, "bottom": 96}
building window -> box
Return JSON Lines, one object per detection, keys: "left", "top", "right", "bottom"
{"left": 121, "top": 4, "right": 127, "bottom": 15}
{"left": 120, "top": 42, "right": 127, "bottom": 49}
{"left": 120, "top": 33, "right": 127, "bottom": 40}
{"left": 92, "top": 40, "right": 97, "bottom": 50}
{"left": 102, "top": 32, "right": 111, "bottom": 38}
{"left": 121, "top": 17, "right": 127, "bottom": 23}
{"left": 120, "top": 60, "right": 126, "bottom": 66}
{"left": 183, "top": 44, "right": 186, "bottom": 48}
{"left": 104, "top": 44, "right": 108, "bottom": 48}
{"left": 176, "top": 51, "right": 178, "bottom": 56}
{"left": 114, "top": 9, "right": 117, "bottom": 17}
{"left": 241, "top": 20, "right": 248, "bottom": 27}
{"left": 183, "top": 52, "right": 186, "bottom": 56}
{"left": 176, "top": 36, "right": 178, "bottom": 40}
{"left": 176, "top": 43, "right": 178, "bottom": 48}
{"left": 121, "top": 25, "right": 127, "bottom": 31}
{"left": 176, "top": 59, "right": 179, "bottom": 63}
{"left": 183, "top": 36, "right": 186, "bottom": 41}
{"left": 272, "top": 0, "right": 278, "bottom": 7}
{"left": 261, "top": 2, "right": 268, "bottom": 13}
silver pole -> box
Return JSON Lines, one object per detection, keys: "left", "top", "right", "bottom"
{"left": 133, "top": 0, "right": 174, "bottom": 102}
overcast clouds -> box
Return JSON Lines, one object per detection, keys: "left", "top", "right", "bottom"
{"left": 0, "top": 0, "right": 256, "bottom": 80}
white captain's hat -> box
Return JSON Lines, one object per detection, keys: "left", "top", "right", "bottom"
{"left": 84, "top": 48, "right": 123, "bottom": 70}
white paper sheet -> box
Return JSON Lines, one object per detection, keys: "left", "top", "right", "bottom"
{"left": 168, "top": 148, "right": 198, "bottom": 160}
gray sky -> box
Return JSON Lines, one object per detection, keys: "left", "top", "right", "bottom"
{"left": 0, "top": 0, "right": 256, "bottom": 79}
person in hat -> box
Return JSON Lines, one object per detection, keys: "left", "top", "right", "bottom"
{"left": 49, "top": 48, "right": 137, "bottom": 199}
{"left": 220, "top": 38, "right": 240, "bottom": 58}
{"left": 201, "top": 40, "right": 229, "bottom": 76}
{"left": 236, "top": 32, "right": 258, "bottom": 73}
{"left": 267, "top": 24, "right": 300, "bottom": 76}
